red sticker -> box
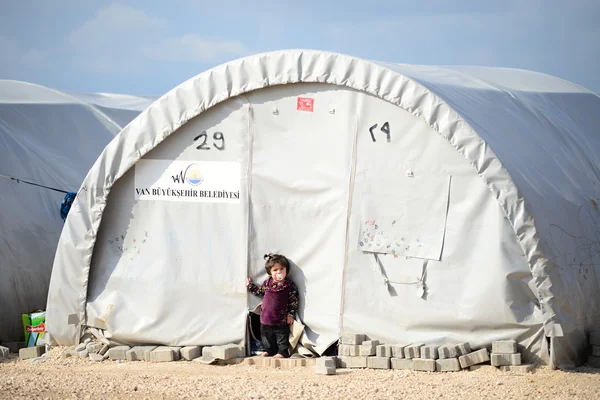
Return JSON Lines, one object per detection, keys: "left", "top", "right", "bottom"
{"left": 26, "top": 323, "right": 45, "bottom": 333}
{"left": 297, "top": 97, "right": 314, "bottom": 112}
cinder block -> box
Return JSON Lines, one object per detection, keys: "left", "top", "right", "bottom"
{"left": 413, "top": 358, "right": 436, "bottom": 372}
{"left": 108, "top": 346, "right": 130, "bottom": 360}
{"left": 391, "top": 345, "right": 406, "bottom": 359}
{"left": 404, "top": 344, "right": 423, "bottom": 359}
{"left": 367, "top": 356, "right": 390, "bottom": 369}
{"left": 211, "top": 344, "right": 244, "bottom": 360}
{"left": 591, "top": 346, "right": 600, "bottom": 357}
{"left": 316, "top": 357, "right": 336, "bottom": 368}
{"left": 456, "top": 342, "right": 472, "bottom": 356}
{"left": 492, "top": 340, "right": 517, "bottom": 354}
{"left": 181, "top": 346, "right": 202, "bottom": 361}
{"left": 436, "top": 358, "right": 461, "bottom": 372}
{"left": 359, "top": 341, "right": 378, "bottom": 356}
{"left": 376, "top": 345, "right": 392, "bottom": 357}
{"left": 590, "top": 331, "right": 600, "bottom": 346}
{"left": 587, "top": 356, "right": 600, "bottom": 368}
{"left": 341, "top": 333, "right": 366, "bottom": 345}
{"left": 19, "top": 346, "right": 45, "bottom": 360}
{"left": 3, "top": 342, "right": 25, "bottom": 353}
{"left": 348, "top": 356, "right": 368, "bottom": 368}
{"left": 391, "top": 358, "right": 413, "bottom": 370}
{"left": 499, "top": 364, "right": 535, "bottom": 373}
{"left": 126, "top": 346, "right": 157, "bottom": 361}
{"left": 339, "top": 344, "right": 360, "bottom": 356}
{"left": 438, "top": 344, "right": 458, "bottom": 359}
{"left": 0, "top": 346, "right": 9, "bottom": 359}
{"left": 420, "top": 346, "right": 438, "bottom": 359}
{"left": 315, "top": 365, "right": 336, "bottom": 375}
{"left": 337, "top": 356, "right": 350, "bottom": 368}
{"left": 491, "top": 353, "right": 521, "bottom": 366}
{"left": 458, "top": 348, "right": 490, "bottom": 369}
{"left": 150, "top": 346, "right": 180, "bottom": 362}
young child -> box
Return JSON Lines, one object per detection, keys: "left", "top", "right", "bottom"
{"left": 247, "top": 253, "right": 299, "bottom": 358}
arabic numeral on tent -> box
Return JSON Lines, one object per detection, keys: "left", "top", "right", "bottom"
{"left": 193, "top": 131, "right": 226, "bottom": 150}
{"left": 368, "top": 122, "right": 391, "bottom": 142}
{"left": 194, "top": 131, "right": 209, "bottom": 150}
{"left": 213, "top": 131, "right": 225, "bottom": 150}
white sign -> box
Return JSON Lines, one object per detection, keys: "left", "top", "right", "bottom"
{"left": 134, "top": 160, "right": 240, "bottom": 203}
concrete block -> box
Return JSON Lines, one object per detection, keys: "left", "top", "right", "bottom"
{"left": 413, "top": 358, "right": 436, "bottom": 372}
{"left": 391, "top": 345, "right": 406, "bottom": 359}
{"left": 86, "top": 342, "right": 104, "bottom": 354}
{"left": 211, "top": 344, "right": 244, "bottom": 360}
{"left": 591, "top": 346, "right": 600, "bottom": 357}
{"left": 590, "top": 331, "right": 600, "bottom": 346}
{"left": 391, "top": 358, "right": 413, "bottom": 370}
{"left": 420, "top": 346, "right": 438, "bottom": 359}
{"left": 337, "top": 356, "right": 350, "bottom": 368}
{"left": 315, "top": 365, "right": 336, "bottom": 375}
{"left": 3, "top": 342, "right": 25, "bottom": 353}
{"left": 19, "top": 346, "right": 45, "bottom": 360}
{"left": 150, "top": 346, "right": 180, "bottom": 362}
{"left": 404, "top": 344, "right": 423, "bottom": 359}
{"left": 459, "top": 348, "right": 490, "bottom": 369}
{"left": 499, "top": 364, "right": 535, "bottom": 373}
{"left": 456, "top": 342, "right": 472, "bottom": 356}
{"left": 438, "top": 344, "right": 458, "bottom": 359}
{"left": 0, "top": 346, "right": 9, "bottom": 359}
{"left": 492, "top": 340, "right": 517, "bottom": 354}
{"left": 108, "top": 346, "right": 130, "bottom": 360}
{"left": 348, "top": 356, "right": 368, "bottom": 368}
{"left": 436, "top": 358, "right": 461, "bottom": 372}
{"left": 181, "top": 346, "right": 202, "bottom": 361}
{"left": 339, "top": 344, "right": 360, "bottom": 356}
{"left": 367, "top": 356, "right": 390, "bottom": 369}
{"left": 341, "top": 333, "right": 366, "bottom": 345}
{"left": 376, "top": 345, "right": 392, "bottom": 358}
{"left": 126, "top": 346, "right": 156, "bottom": 361}
{"left": 587, "top": 356, "right": 600, "bottom": 368}
{"left": 491, "top": 353, "right": 521, "bottom": 366}
{"left": 359, "top": 341, "right": 378, "bottom": 356}
{"left": 316, "top": 357, "right": 336, "bottom": 368}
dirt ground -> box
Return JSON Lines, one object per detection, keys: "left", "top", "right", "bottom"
{"left": 1, "top": 347, "right": 600, "bottom": 400}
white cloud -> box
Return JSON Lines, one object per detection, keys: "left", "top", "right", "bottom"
{"left": 141, "top": 35, "right": 248, "bottom": 62}
{"left": 0, "top": 36, "right": 47, "bottom": 74}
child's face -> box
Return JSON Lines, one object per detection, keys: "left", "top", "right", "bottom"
{"left": 270, "top": 263, "right": 287, "bottom": 282}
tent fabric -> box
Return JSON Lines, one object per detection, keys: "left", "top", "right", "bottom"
{"left": 0, "top": 80, "right": 155, "bottom": 342}
{"left": 45, "top": 50, "right": 600, "bottom": 368}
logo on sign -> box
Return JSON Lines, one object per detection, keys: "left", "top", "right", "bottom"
{"left": 297, "top": 97, "right": 314, "bottom": 112}
{"left": 171, "top": 163, "right": 203, "bottom": 186}
{"left": 26, "top": 323, "right": 45, "bottom": 333}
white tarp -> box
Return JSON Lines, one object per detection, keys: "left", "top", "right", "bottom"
{"left": 45, "top": 50, "right": 600, "bottom": 368}
{"left": 0, "top": 80, "right": 155, "bottom": 343}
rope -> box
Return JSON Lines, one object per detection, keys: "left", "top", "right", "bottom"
{"left": 0, "top": 173, "right": 69, "bottom": 194}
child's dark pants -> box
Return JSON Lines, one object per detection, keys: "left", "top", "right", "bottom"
{"left": 261, "top": 324, "right": 289, "bottom": 357}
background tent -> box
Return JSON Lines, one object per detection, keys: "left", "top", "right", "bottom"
{"left": 46, "top": 50, "right": 600, "bottom": 369}
{"left": 0, "top": 80, "right": 155, "bottom": 343}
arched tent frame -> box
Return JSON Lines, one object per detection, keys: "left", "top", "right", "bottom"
{"left": 47, "top": 49, "right": 569, "bottom": 366}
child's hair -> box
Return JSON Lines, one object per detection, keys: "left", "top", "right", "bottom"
{"left": 264, "top": 253, "right": 290, "bottom": 275}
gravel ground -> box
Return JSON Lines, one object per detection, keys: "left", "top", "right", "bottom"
{"left": 1, "top": 347, "right": 600, "bottom": 400}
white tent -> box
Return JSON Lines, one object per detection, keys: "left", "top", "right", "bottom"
{"left": 46, "top": 50, "right": 600, "bottom": 368}
{"left": 0, "top": 80, "right": 155, "bottom": 343}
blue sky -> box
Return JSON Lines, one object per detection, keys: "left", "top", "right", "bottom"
{"left": 1, "top": 1, "right": 599, "bottom": 96}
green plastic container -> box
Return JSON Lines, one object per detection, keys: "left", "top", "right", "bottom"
{"left": 22, "top": 310, "right": 46, "bottom": 347}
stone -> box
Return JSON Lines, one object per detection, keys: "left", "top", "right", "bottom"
{"left": 459, "top": 349, "right": 490, "bottom": 369}
{"left": 126, "top": 346, "right": 157, "bottom": 361}
{"left": 210, "top": 344, "right": 244, "bottom": 360}
{"left": 181, "top": 346, "right": 202, "bottom": 361}
{"left": 86, "top": 342, "right": 104, "bottom": 354}
{"left": 367, "top": 356, "right": 390, "bottom": 369}
{"left": 108, "top": 346, "right": 130, "bottom": 360}
{"left": 376, "top": 345, "right": 392, "bottom": 358}
{"left": 404, "top": 344, "right": 423, "bottom": 359}
{"left": 491, "top": 353, "right": 521, "bottom": 366}
{"left": 591, "top": 346, "right": 600, "bottom": 357}
{"left": 77, "top": 349, "right": 89, "bottom": 358}
{"left": 3, "top": 342, "right": 25, "bottom": 353}
{"left": 499, "top": 364, "right": 535, "bottom": 373}
{"left": 316, "top": 357, "right": 336, "bottom": 368}
{"left": 75, "top": 342, "right": 87, "bottom": 352}
{"left": 315, "top": 365, "right": 336, "bottom": 375}
{"left": 420, "top": 345, "right": 438, "bottom": 359}
{"left": 436, "top": 358, "right": 461, "bottom": 372}
{"left": 0, "top": 346, "right": 9, "bottom": 359}
{"left": 359, "top": 341, "right": 378, "bottom": 356}
{"left": 590, "top": 331, "right": 600, "bottom": 346}
{"left": 337, "top": 356, "right": 351, "bottom": 368}
{"left": 341, "top": 333, "right": 366, "bottom": 345}
{"left": 587, "top": 356, "right": 600, "bottom": 368}
{"left": 19, "top": 345, "right": 45, "bottom": 360}
{"left": 150, "top": 346, "right": 180, "bottom": 362}
{"left": 347, "top": 356, "right": 368, "bottom": 368}
{"left": 391, "top": 345, "right": 406, "bottom": 359}
{"left": 339, "top": 344, "right": 360, "bottom": 356}
{"left": 413, "top": 358, "right": 436, "bottom": 372}
{"left": 492, "top": 340, "right": 517, "bottom": 354}
{"left": 438, "top": 344, "right": 458, "bottom": 359}
{"left": 456, "top": 342, "right": 472, "bottom": 356}
{"left": 99, "top": 344, "right": 109, "bottom": 356}
{"left": 89, "top": 353, "right": 108, "bottom": 362}
{"left": 391, "top": 358, "right": 413, "bottom": 370}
